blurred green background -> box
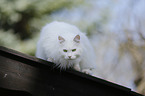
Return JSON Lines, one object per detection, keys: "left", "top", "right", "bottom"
{"left": 0, "top": 0, "right": 145, "bottom": 94}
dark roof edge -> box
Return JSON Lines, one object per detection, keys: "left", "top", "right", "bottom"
{"left": 0, "top": 46, "right": 143, "bottom": 96}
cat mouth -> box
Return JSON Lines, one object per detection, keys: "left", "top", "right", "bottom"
{"left": 66, "top": 58, "right": 75, "bottom": 60}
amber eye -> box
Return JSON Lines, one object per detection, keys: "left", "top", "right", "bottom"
{"left": 72, "top": 49, "right": 76, "bottom": 52}
{"left": 63, "top": 49, "right": 68, "bottom": 52}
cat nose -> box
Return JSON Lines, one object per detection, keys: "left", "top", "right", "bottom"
{"left": 68, "top": 56, "right": 71, "bottom": 59}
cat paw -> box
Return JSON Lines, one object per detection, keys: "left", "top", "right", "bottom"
{"left": 73, "top": 64, "right": 81, "bottom": 71}
{"left": 82, "top": 69, "right": 93, "bottom": 75}
{"left": 47, "top": 58, "right": 54, "bottom": 62}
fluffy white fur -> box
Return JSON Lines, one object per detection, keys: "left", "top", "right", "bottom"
{"left": 36, "top": 21, "right": 97, "bottom": 74}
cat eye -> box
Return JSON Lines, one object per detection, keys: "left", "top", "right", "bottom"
{"left": 72, "top": 49, "right": 76, "bottom": 52}
{"left": 63, "top": 49, "right": 68, "bottom": 52}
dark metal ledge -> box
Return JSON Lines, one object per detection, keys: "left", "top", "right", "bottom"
{"left": 0, "top": 46, "right": 143, "bottom": 96}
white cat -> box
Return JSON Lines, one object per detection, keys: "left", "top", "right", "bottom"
{"left": 36, "top": 21, "right": 97, "bottom": 75}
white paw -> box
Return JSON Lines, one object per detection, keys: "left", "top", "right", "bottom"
{"left": 82, "top": 68, "right": 93, "bottom": 75}
{"left": 47, "top": 58, "right": 54, "bottom": 62}
{"left": 73, "top": 64, "right": 81, "bottom": 71}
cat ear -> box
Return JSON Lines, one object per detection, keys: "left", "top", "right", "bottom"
{"left": 73, "top": 35, "right": 80, "bottom": 43}
{"left": 58, "top": 36, "right": 65, "bottom": 44}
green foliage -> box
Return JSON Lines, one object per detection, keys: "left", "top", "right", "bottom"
{"left": 0, "top": 0, "right": 83, "bottom": 39}
{"left": 0, "top": 29, "right": 38, "bottom": 55}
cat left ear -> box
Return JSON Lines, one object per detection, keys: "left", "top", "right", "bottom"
{"left": 58, "top": 36, "right": 65, "bottom": 44}
{"left": 73, "top": 35, "right": 80, "bottom": 43}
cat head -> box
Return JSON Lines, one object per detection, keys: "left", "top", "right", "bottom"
{"left": 58, "top": 35, "right": 82, "bottom": 60}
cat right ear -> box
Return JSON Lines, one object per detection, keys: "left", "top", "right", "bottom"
{"left": 74, "top": 35, "right": 80, "bottom": 43}
{"left": 58, "top": 36, "right": 65, "bottom": 44}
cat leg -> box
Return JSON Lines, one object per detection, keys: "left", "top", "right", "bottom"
{"left": 73, "top": 63, "right": 81, "bottom": 71}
